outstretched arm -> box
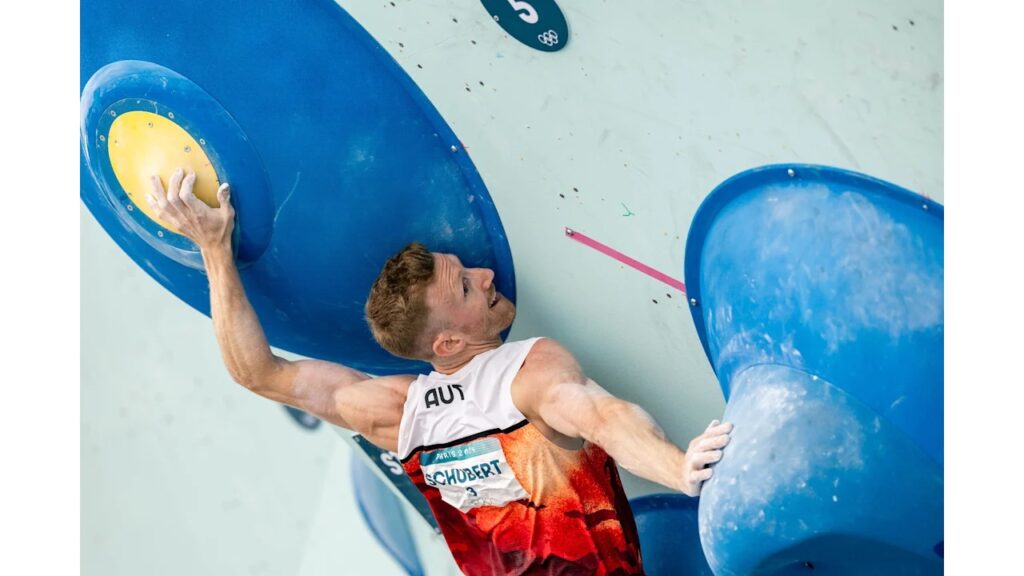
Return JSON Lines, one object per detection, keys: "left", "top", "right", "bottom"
{"left": 146, "top": 168, "right": 409, "bottom": 451}
{"left": 516, "top": 339, "right": 731, "bottom": 496}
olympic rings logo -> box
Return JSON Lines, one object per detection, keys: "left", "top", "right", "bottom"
{"left": 537, "top": 30, "right": 559, "bottom": 47}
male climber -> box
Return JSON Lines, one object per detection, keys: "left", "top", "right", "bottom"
{"left": 146, "top": 168, "right": 733, "bottom": 576}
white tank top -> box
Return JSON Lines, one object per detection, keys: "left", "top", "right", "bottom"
{"left": 397, "top": 337, "right": 542, "bottom": 461}
{"left": 395, "top": 337, "right": 644, "bottom": 574}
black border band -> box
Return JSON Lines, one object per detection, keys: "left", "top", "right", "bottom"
{"left": 401, "top": 419, "right": 530, "bottom": 463}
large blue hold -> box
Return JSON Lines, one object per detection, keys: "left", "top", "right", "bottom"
{"left": 81, "top": 0, "right": 515, "bottom": 375}
{"left": 684, "top": 165, "right": 943, "bottom": 575}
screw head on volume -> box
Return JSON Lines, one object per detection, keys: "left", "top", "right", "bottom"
{"left": 689, "top": 298, "right": 698, "bottom": 306}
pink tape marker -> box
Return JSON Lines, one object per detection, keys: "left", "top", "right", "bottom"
{"left": 564, "top": 227, "right": 686, "bottom": 293}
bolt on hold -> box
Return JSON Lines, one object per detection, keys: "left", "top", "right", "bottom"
{"left": 450, "top": 145, "right": 458, "bottom": 152}
{"left": 787, "top": 168, "right": 796, "bottom": 177}
{"left": 689, "top": 298, "right": 698, "bottom": 306}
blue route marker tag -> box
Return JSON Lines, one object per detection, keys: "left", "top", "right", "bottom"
{"left": 481, "top": 0, "right": 569, "bottom": 52}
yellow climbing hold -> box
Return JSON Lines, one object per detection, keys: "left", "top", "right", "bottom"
{"left": 107, "top": 110, "right": 220, "bottom": 233}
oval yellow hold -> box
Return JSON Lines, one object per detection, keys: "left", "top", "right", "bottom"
{"left": 107, "top": 110, "right": 220, "bottom": 233}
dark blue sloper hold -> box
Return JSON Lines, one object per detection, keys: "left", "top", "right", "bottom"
{"left": 629, "top": 494, "right": 713, "bottom": 576}
{"left": 351, "top": 451, "right": 425, "bottom": 576}
{"left": 683, "top": 165, "right": 943, "bottom": 575}
{"left": 352, "top": 434, "right": 439, "bottom": 533}
{"left": 481, "top": 0, "right": 569, "bottom": 52}
{"left": 81, "top": 0, "right": 515, "bottom": 376}
{"left": 284, "top": 406, "right": 321, "bottom": 431}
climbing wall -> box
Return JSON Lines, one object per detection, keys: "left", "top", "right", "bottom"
{"left": 81, "top": 0, "right": 942, "bottom": 573}
{"left": 335, "top": 0, "right": 942, "bottom": 497}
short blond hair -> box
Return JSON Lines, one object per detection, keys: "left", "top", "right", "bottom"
{"left": 365, "top": 242, "right": 436, "bottom": 360}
